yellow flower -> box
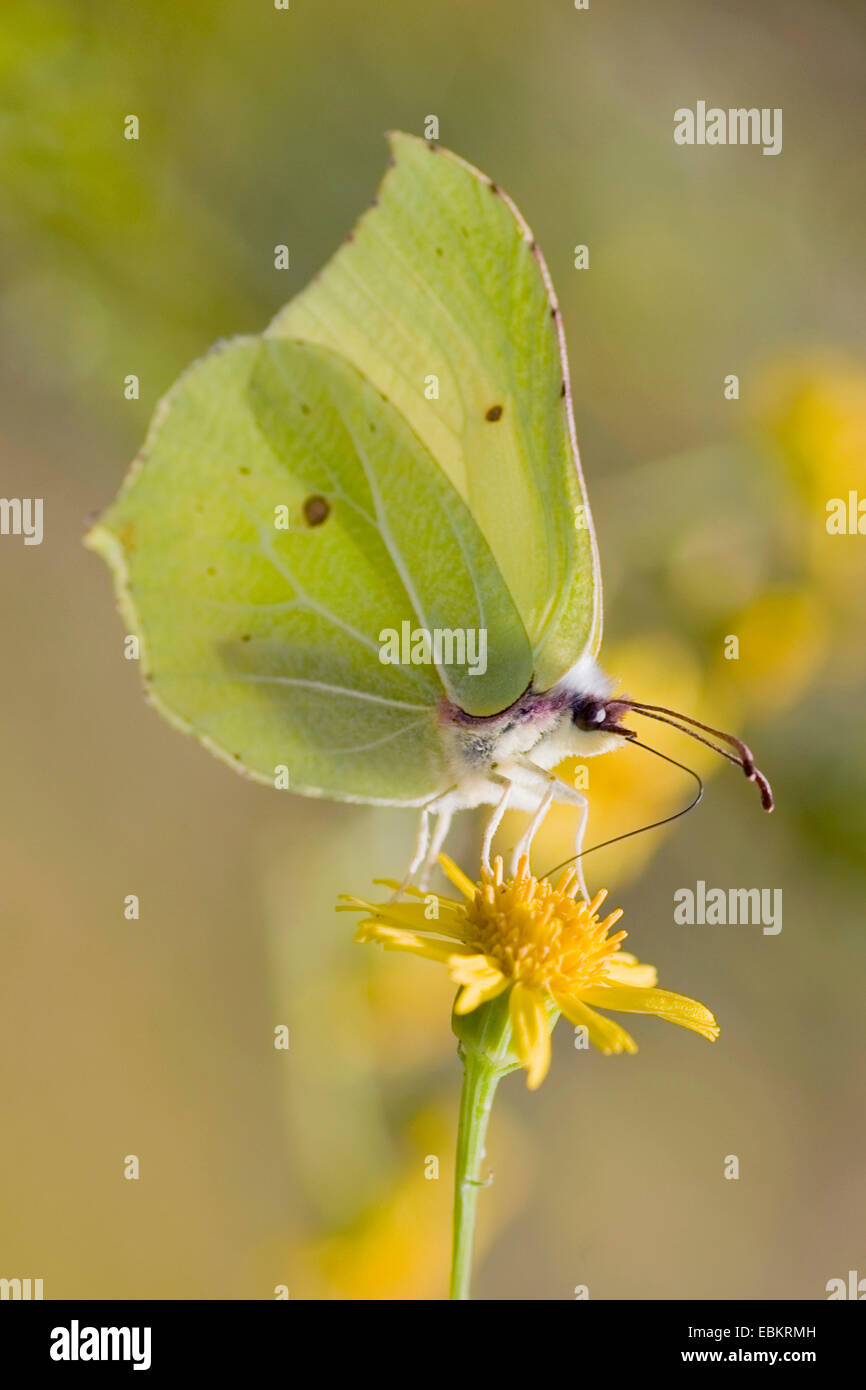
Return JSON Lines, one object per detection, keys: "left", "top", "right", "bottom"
{"left": 339, "top": 855, "right": 719, "bottom": 1090}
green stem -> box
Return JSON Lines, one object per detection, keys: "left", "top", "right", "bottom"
{"left": 448, "top": 993, "right": 517, "bottom": 1300}
{"left": 449, "top": 1047, "right": 501, "bottom": 1300}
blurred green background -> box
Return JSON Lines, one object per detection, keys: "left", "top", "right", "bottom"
{"left": 1, "top": 0, "right": 865, "bottom": 1299}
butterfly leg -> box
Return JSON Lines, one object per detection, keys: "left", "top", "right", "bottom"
{"left": 392, "top": 787, "right": 458, "bottom": 900}
{"left": 570, "top": 794, "right": 590, "bottom": 902}
{"left": 411, "top": 808, "right": 432, "bottom": 874}
{"left": 511, "top": 758, "right": 590, "bottom": 900}
{"left": 417, "top": 807, "right": 454, "bottom": 891}
{"left": 481, "top": 776, "right": 512, "bottom": 874}
{"left": 557, "top": 785, "right": 590, "bottom": 902}
{"left": 510, "top": 781, "right": 555, "bottom": 876}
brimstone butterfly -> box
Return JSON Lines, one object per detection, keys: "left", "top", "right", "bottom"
{"left": 86, "top": 133, "right": 772, "bottom": 893}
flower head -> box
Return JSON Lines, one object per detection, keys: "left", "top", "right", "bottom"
{"left": 339, "top": 855, "right": 719, "bottom": 1089}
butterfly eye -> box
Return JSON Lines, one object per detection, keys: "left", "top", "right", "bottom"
{"left": 572, "top": 700, "right": 607, "bottom": 730}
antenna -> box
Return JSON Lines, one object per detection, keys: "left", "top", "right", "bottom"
{"left": 541, "top": 739, "right": 704, "bottom": 880}
{"left": 621, "top": 699, "right": 774, "bottom": 811}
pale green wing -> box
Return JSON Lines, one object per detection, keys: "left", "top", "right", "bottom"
{"left": 86, "top": 337, "right": 533, "bottom": 803}
{"left": 270, "top": 131, "right": 602, "bottom": 689}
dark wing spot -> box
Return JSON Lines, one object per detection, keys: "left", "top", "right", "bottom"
{"left": 435, "top": 247, "right": 443, "bottom": 256}
{"left": 303, "top": 495, "right": 331, "bottom": 527}
{"left": 485, "top": 404, "right": 504, "bottom": 422}
{"left": 560, "top": 381, "right": 566, "bottom": 397}
{"left": 300, "top": 403, "right": 311, "bottom": 416}
{"left": 206, "top": 566, "right": 216, "bottom": 576}
{"left": 238, "top": 465, "right": 251, "bottom": 475}
{"left": 241, "top": 634, "right": 251, "bottom": 643}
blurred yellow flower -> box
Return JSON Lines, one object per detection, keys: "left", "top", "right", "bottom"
{"left": 287, "top": 1102, "right": 528, "bottom": 1300}
{"left": 761, "top": 357, "right": 866, "bottom": 509}
{"left": 340, "top": 855, "right": 719, "bottom": 1090}
{"left": 758, "top": 356, "right": 866, "bottom": 684}
{"left": 710, "top": 586, "right": 827, "bottom": 711}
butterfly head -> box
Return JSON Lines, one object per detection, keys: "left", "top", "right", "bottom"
{"left": 570, "top": 694, "right": 636, "bottom": 741}
{"left": 566, "top": 684, "right": 774, "bottom": 812}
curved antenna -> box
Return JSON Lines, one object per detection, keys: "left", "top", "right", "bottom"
{"left": 622, "top": 699, "right": 774, "bottom": 811}
{"left": 540, "top": 739, "right": 704, "bottom": 880}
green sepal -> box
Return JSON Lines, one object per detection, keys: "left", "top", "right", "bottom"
{"left": 451, "top": 990, "right": 561, "bottom": 1077}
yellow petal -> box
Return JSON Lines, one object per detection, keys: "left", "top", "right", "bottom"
{"left": 370, "top": 878, "right": 464, "bottom": 910}
{"left": 454, "top": 976, "right": 510, "bottom": 1015}
{"left": 579, "top": 984, "right": 720, "bottom": 1041}
{"left": 437, "top": 854, "right": 478, "bottom": 901}
{"left": 603, "top": 956, "right": 658, "bottom": 988}
{"left": 354, "top": 921, "right": 475, "bottom": 965}
{"left": 509, "top": 983, "right": 551, "bottom": 1089}
{"left": 340, "top": 897, "right": 468, "bottom": 940}
{"left": 449, "top": 955, "right": 505, "bottom": 988}
{"left": 449, "top": 955, "right": 508, "bottom": 1014}
{"left": 553, "top": 992, "right": 638, "bottom": 1055}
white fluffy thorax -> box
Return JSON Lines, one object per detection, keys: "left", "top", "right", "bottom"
{"left": 437, "top": 651, "right": 626, "bottom": 799}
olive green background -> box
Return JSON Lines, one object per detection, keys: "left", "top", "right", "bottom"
{"left": 1, "top": 0, "right": 864, "bottom": 1298}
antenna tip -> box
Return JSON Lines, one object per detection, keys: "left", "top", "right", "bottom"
{"left": 749, "top": 768, "right": 775, "bottom": 812}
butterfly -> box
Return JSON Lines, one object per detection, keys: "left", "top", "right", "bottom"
{"left": 86, "top": 133, "right": 772, "bottom": 896}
